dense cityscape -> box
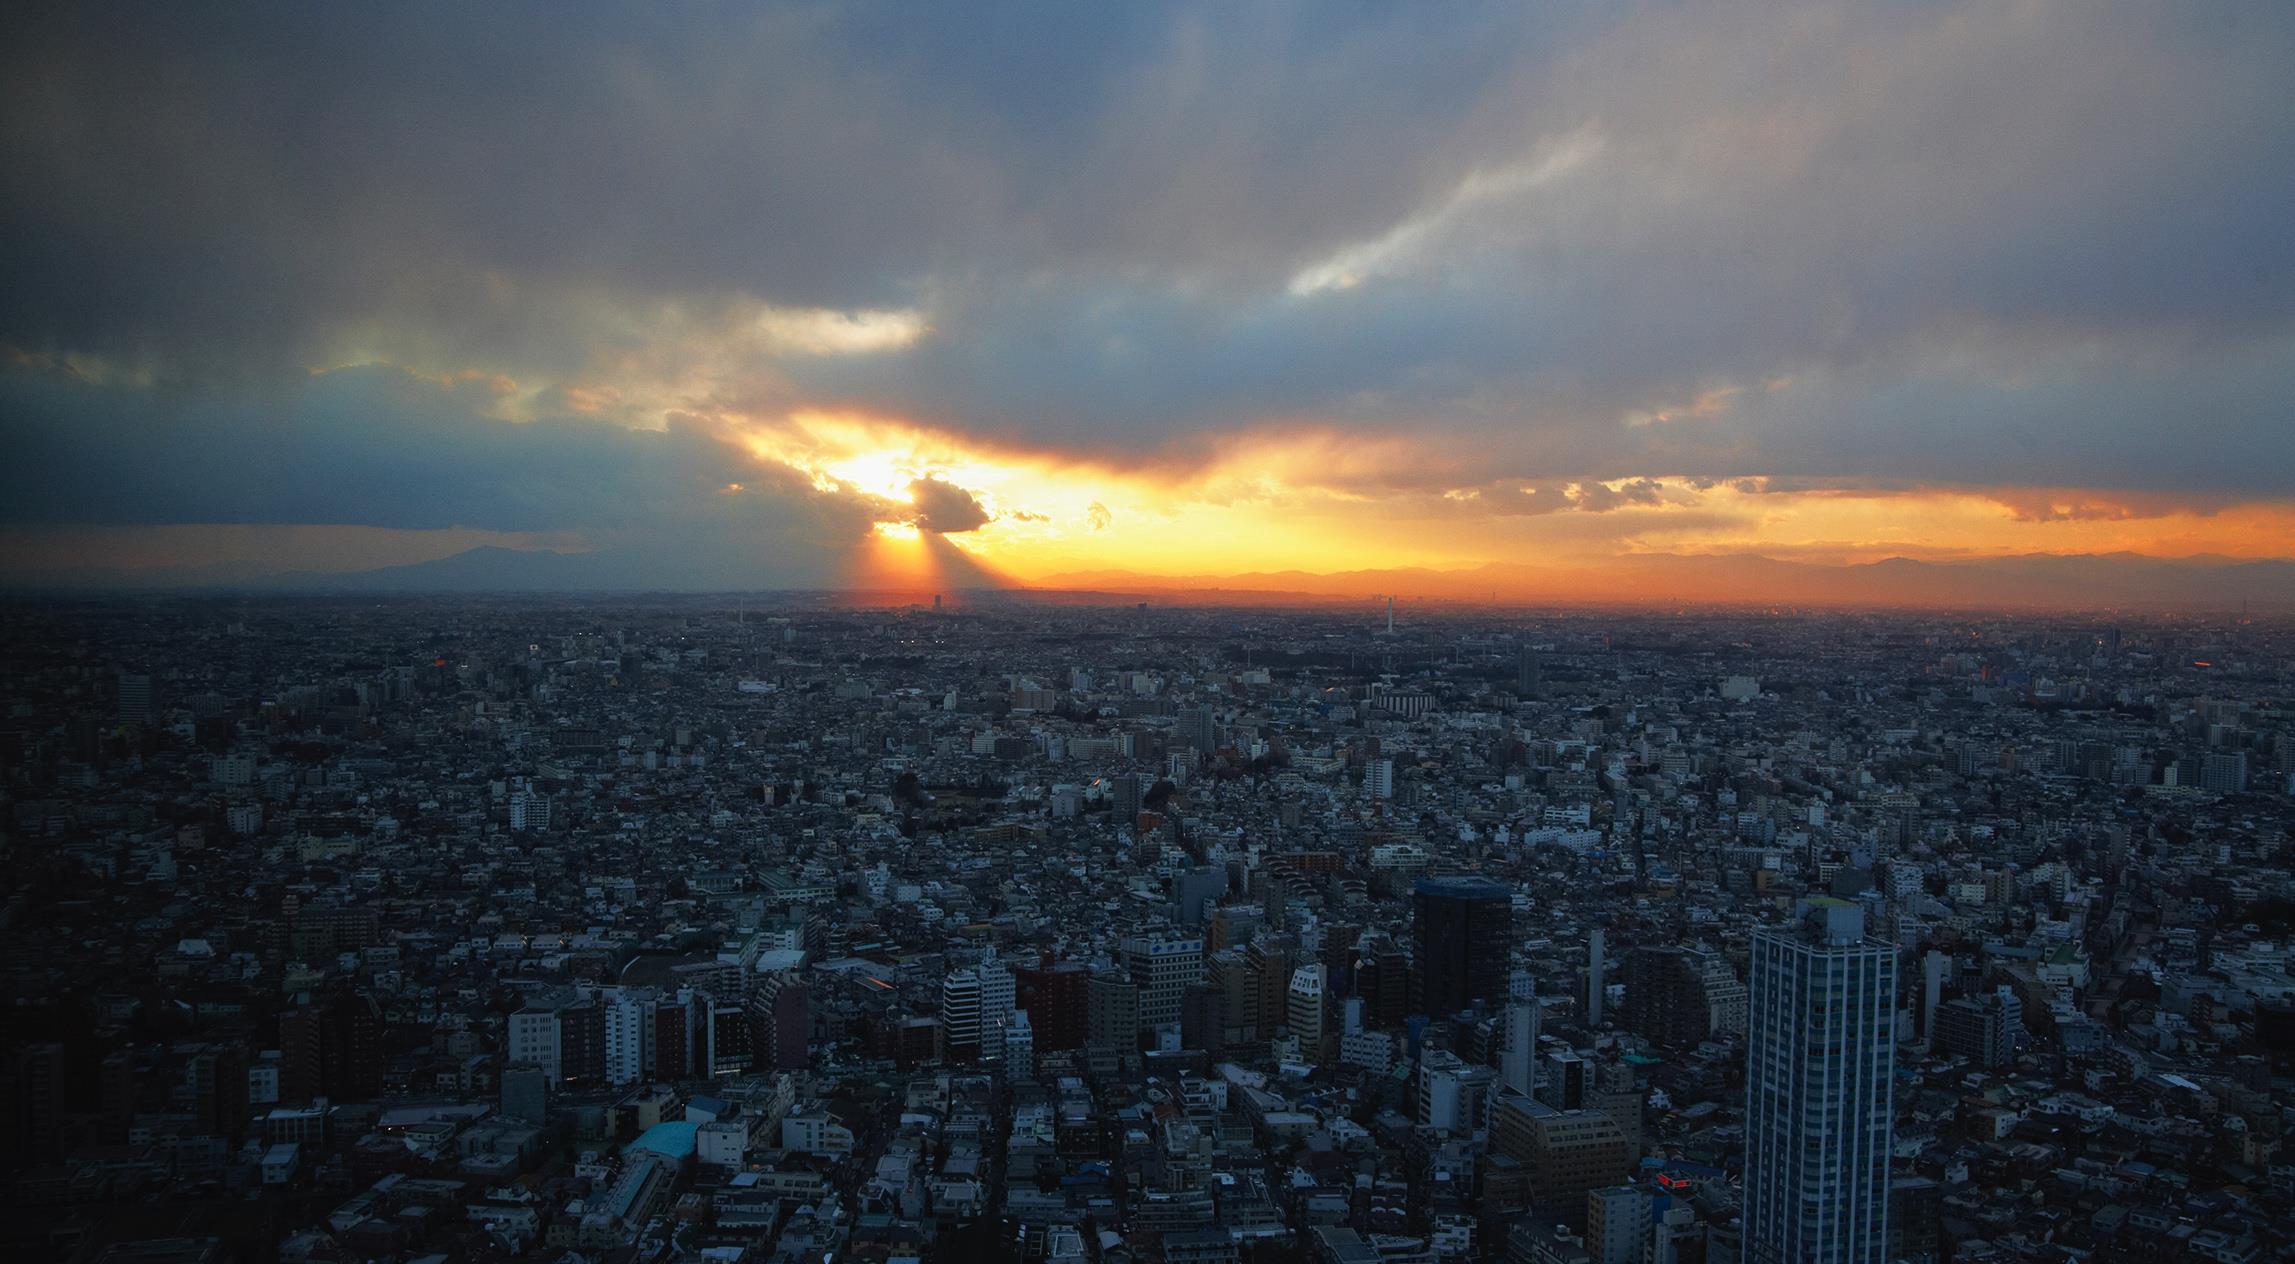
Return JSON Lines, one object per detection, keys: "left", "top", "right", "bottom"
{"left": 1, "top": 596, "right": 2290, "bottom": 1264}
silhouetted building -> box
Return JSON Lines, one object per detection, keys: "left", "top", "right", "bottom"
{"left": 1412, "top": 876, "right": 1514, "bottom": 1017}
{"left": 280, "top": 989, "right": 383, "bottom": 1102}
{"left": 1622, "top": 945, "right": 1747, "bottom": 1049}
{"left": 1014, "top": 959, "right": 1090, "bottom": 1052}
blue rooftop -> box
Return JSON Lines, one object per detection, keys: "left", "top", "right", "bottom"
{"left": 627, "top": 1121, "right": 697, "bottom": 1161}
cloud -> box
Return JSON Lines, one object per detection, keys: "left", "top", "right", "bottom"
{"left": 905, "top": 476, "right": 992, "bottom": 534}
{"left": 1086, "top": 502, "right": 1113, "bottom": 531}
{"left": 1, "top": 0, "right": 2292, "bottom": 580}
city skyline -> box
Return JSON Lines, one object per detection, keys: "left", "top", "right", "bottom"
{"left": 4, "top": 3, "right": 2293, "bottom": 598}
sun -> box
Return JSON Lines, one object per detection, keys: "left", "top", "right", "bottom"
{"left": 823, "top": 450, "right": 920, "bottom": 503}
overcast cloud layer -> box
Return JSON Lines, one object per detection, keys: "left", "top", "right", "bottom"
{"left": 2, "top": 0, "right": 2291, "bottom": 577}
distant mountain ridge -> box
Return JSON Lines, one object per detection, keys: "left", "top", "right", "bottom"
{"left": 4, "top": 545, "right": 2289, "bottom": 610}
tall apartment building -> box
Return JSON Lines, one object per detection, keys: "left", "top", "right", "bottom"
{"left": 1125, "top": 935, "right": 1204, "bottom": 1036}
{"left": 1013, "top": 959, "right": 1090, "bottom": 1052}
{"left": 1622, "top": 945, "right": 1748, "bottom": 1048}
{"left": 941, "top": 957, "right": 1016, "bottom": 1061}
{"left": 1933, "top": 987, "right": 2021, "bottom": 1068}
{"left": 1586, "top": 1185, "right": 1652, "bottom": 1264}
{"left": 1287, "top": 963, "right": 1327, "bottom": 1062}
{"left": 1743, "top": 901, "right": 1897, "bottom": 1264}
{"left": 1411, "top": 876, "right": 1514, "bottom": 1018}
{"left": 1087, "top": 971, "right": 1139, "bottom": 1051}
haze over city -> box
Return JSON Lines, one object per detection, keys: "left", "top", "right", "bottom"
{"left": 3, "top": 2, "right": 2292, "bottom": 603}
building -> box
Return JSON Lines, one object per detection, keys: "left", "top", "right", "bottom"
{"left": 1125, "top": 934, "right": 1204, "bottom": 1036}
{"left": 509, "top": 785, "right": 552, "bottom": 832}
{"left": 1537, "top": 1050, "right": 1589, "bottom": 1111}
{"left": 508, "top": 1004, "right": 567, "bottom": 1084}
{"left": 1366, "top": 758, "right": 1395, "bottom": 801}
{"left": 501, "top": 1063, "right": 549, "bottom": 1124}
{"left": 1933, "top": 987, "right": 2020, "bottom": 1068}
{"left": 1585, "top": 1185, "right": 1651, "bottom": 1264}
{"left": 1003, "top": 1009, "right": 1035, "bottom": 1079}
{"left": 1087, "top": 971, "right": 1139, "bottom": 1051}
{"left": 1411, "top": 876, "right": 1514, "bottom": 1018}
{"left": 1491, "top": 1096, "right": 1631, "bottom": 1230}
{"left": 279, "top": 989, "right": 382, "bottom": 1102}
{"left": 1287, "top": 963, "right": 1327, "bottom": 1062}
{"left": 2200, "top": 751, "right": 2248, "bottom": 794}
{"left": 942, "top": 957, "right": 1017, "bottom": 1061}
{"left": 1500, "top": 998, "right": 1540, "bottom": 1096}
{"left": 1622, "top": 945, "right": 1748, "bottom": 1049}
{"left": 1177, "top": 705, "right": 1218, "bottom": 756}
{"left": 1014, "top": 959, "right": 1090, "bottom": 1052}
{"left": 748, "top": 971, "right": 811, "bottom": 1072}
{"left": 1743, "top": 901, "right": 1896, "bottom": 1264}
{"left": 602, "top": 987, "right": 656, "bottom": 1086}
{"left": 1420, "top": 1048, "right": 1497, "bottom": 1133}
{"left": 117, "top": 671, "right": 153, "bottom": 725}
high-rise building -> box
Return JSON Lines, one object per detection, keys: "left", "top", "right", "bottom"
{"left": 1174, "top": 865, "right": 1227, "bottom": 925}
{"left": 1591, "top": 1059, "right": 1642, "bottom": 1158}
{"left": 12, "top": 1044, "right": 68, "bottom": 1162}
{"left": 1587, "top": 927, "right": 1606, "bottom": 1025}
{"left": 1933, "top": 987, "right": 2020, "bottom": 1068}
{"left": 1177, "top": 705, "right": 1218, "bottom": 756}
{"left": 508, "top": 1004, "right": 567, "bottom": 1084}
{"left": 2200, "top": 751, "right": 2249, "bottom": 794}
{"left": 602, "top": 986, "right": 656, "bottom": 1086}
{"left": 1247, "top": 932, "right": 1295, "bottom": 1040}
{"left": 1744, "top": 901, "right": 1897, "bottom": 1264}
{"left": 559, "top": 997, "right": 606, "bottom": 1085}
{"left": 1125, "top": 935, "right": 1204, "bottom": 1036}
{"left": 1490, "top": 1096, "right": 1631, "bottom": 1230}
{"left": 1366, "top": 758, "right": 1395, "bottom": 801}
{"left": 1287, "top": 963, "right": 1326, "bottom": 1062}
{"left": 279, "top": 989, "right": 382, "bottom": 1102}
{"left": 509, "top": 785, "right": 552, "bottom": 832}
{"left": 116, "top": 671, "right": 153, "bottom": 726}
{"left": 1013, "top": 959, "right": 1090, "bottom": 1052}
{"left": 185, "top": 1042, "right": 249, "bottom": 1138}
{"left": 1418, "top": 1048, "right": 1497, "bottom": 1133}
{"left": 749, "top": 972, "right": 811, "bottom": 1072}
{"left": 1537, "top": 1050, "right": 1590, "bottom": 1111}
{"left": 1622, "top": 945, "right": 1747, "bottom": 1049}
{"left": 1357, "top": 934, "right": 1411, "bottom": 1029}
{"left": 1087, "top": 971, "right": 1139, "bottom": 1051}
{"left": 1411, "top": 877, "right": 1514, "bottom": 1018}
{"left": 1111, "top": 774, "right": 1144, "bottom": 828}
{"left": 501, "top": 1063, "right": 550, "bottom": 1124}
{"left": 1002, "top": 1009, "right": 1035, "bottom": 1079}
{"left": 1516, "top": 646, "right": 1542, "bottom": 697}
{"left": 941, "top": 957, "right": 1016, "bottom": 1061}
{"left": 1586, "top": 1185, "right": 1652, "bottom": 1264}
{"left": 653, "top": 993, "right": 703, "bottom": 1080}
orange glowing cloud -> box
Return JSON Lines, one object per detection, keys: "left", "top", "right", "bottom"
{"left": 722, "top": 409, "right": 2295, "bottom": 591}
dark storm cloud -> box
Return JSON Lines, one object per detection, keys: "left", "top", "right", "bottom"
{"left": 906, "top": 477, "right": 992, "bottom": 535}
{"left": 0, "top": 362, "right": 879, "bottom": 543}
{"left": 0, "top": 1, "right": 1559, "bottom": 374}
{"left": 1, "top": 0, "right": 2292, "bottom": 538}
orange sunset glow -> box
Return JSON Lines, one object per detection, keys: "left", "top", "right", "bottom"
{"left": 2, "top": 1, "right": 2289, "bottom": 608}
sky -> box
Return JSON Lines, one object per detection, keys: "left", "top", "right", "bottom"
{"left": 2, "top": 1, "right": 2292, "bottom": 597}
